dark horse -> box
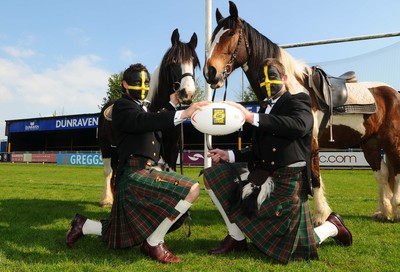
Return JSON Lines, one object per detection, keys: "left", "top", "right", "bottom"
{"left": 98, "top": 28, "right": 199, "bottom": 207}
{"left": 204, "top": 1, "right": 400, "bottom": 224}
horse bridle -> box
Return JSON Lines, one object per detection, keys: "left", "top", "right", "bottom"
{"left": 223, "top": 21, "right": 251, "bottom": 79}
{"left": 212, "top": 20, "right": 251, "bottom": 103}
{"left": 169, "top": 69, "right": 195, "bottom": 175}
{"left": 172, "top": 72, "right": 195, "bottom": 93}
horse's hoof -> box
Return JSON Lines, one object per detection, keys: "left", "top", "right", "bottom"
{"left": 100, "top": 202, "right": 113, "bottom": 208}
{"left": 313, "top": 213, "right": 330, "bottom": 227}
{"left": 313, "top": 219, "right": 325, "bottom": 227}
{"left": 371, "top": 211, "right": 392, "bottom": 222}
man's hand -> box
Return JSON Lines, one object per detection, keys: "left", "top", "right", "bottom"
{"left": 222, "top": 101, "right": 254, "bottom": 124}
{"left": 207, "top": 148, "right": 229, "bottom": 163}
{"left": 181, "top": 101, "right": 212, "bottom": 120}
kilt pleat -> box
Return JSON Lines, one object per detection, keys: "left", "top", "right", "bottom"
{"left": 203, "top": 162, "right": 318, "bottom": 264}
{"left": 102, "top": 157, "right": 197, "bottom": 248}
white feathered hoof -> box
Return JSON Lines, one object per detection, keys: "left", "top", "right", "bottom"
{"left": 100, "top": 199, "right": 113, "bottom": 207}
{"left": 372, "top": 210, "right": 392, "bottom": 222}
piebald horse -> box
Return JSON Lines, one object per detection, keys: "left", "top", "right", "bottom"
{"left": 203, "top": 1, "right": 400, "bottom": 224}
{"left": 98, "top": 28, "right": 199, "bottom": 207}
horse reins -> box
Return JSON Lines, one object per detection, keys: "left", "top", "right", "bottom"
{"left": 172, "top": 71, "right": 195, "bottom": 175}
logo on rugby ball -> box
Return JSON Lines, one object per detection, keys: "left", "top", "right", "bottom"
{"left": 212, "top": 108, "right": 226, "bottom": 125}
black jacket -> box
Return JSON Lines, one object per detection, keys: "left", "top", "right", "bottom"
{"left": 112, "top": 94, "right": 176, "bottom": 165}
{"left": 234, "top": 91, "right": 314, "bottom": 194}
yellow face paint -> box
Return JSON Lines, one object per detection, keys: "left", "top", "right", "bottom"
{"left": 127, "top": 71, "right": 150, "bottom": 100}
{"left": 259, "top": 66, "right": 283, "bottom": 98}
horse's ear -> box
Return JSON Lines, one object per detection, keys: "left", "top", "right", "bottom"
{"left": 228, "top": 1, "right": 238, "bottom": 19}
{"left": 171, "top": 28, "right": 180, "bottom": 45}
{"left": 189, "top": 33, "right": 198, "bottom": 49}
{"left": 216, "top": 8, "right": 224, "bottom": 23}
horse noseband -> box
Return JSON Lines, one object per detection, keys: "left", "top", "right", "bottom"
{"left": 173, "top": 72, "right": 194, "bottom": 91}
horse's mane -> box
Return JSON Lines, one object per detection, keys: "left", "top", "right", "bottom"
{"left": 148, "top": 42, "right": 200, "bottom": 111}
{"left": 147, "top": 65, "right": 160, "bottom": 103}
{"left": 242, "top": 19, "right": 310, "bottom": 94}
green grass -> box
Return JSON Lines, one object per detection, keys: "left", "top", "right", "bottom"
{"left": 1, "top": 163, "right": 400, "bottom": 271}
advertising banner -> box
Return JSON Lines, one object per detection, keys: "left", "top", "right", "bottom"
{"left": 319, "top": 151, "right": 369, "bottom": 167}
{"left": 182, "top": 151, "right": 204, "bottom": 166}
{"left": 179, "top": 150, "right": 370, "bottom": 168}
{"left": 57, "top": 153, "right": 103, "bottom": 166}
{"left": 9, "top": 114, "right": 99, "bottom": 133}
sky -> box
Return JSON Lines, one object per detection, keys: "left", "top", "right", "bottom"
{"left": 1, "top": 0, "right": 400, "bottom": 140}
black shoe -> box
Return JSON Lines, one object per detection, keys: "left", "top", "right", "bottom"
{"left": 326, "top": 212, "right": 352, "bottom": 246}
{"left": 66, "top": 214, "right": 87, "bottom": 248}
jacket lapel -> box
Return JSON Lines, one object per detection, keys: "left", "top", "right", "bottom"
{"left": 270, "top": 91, "right": 290, "bottom": 114}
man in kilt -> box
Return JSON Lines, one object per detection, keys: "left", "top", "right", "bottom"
{"left": 203, "top": 58, "right": 352, "bottom": 264}
{"left": 66, "top": 63, "right": 210, "bottom": 263}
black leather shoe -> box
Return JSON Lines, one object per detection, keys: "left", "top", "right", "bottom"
{"left": 208, "top": 235, "right": 248, "bottom": 255}
{"left": 327, "top": 212, "right": 353, "bottom": 246}
{"left": 66, "top": 214, "right": 87, "bottom": 248}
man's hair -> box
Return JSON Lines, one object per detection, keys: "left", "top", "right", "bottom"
{"left": 260, "top": 58, "right": 286, "bottom": 77}
{"left": 122, "top": 63, "right": 151, "bottom": 85}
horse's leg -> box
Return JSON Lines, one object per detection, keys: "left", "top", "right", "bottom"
{"left": 100, "top": 158, "right": 114, "bottom": 207}
{"left": 371, "top": 160, "right": 392, "bottom": 221}
{"left": 392, "top": 171, "right": 400, "bottom": 222}
{"left": 310, "top": 136, "right": 332, "bottom": 226}
{"left": 384, "top": 151, "right": 400, "bottom": 221}
{"left": 360, "top": 139, "right": 393, "bottom": 221}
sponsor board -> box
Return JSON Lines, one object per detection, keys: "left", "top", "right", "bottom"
{"left": 319, "top": 151, "right": 370, "bottom": 167}
{"left": 5, "top": 150, "right": 372, "bottom": 168}
{"left": 179, "top": 150, "right": 371, "bottom": 168}
{"left": 182, "top": 151, "right": 204, "bottom": 165}
{"left": 9, "top": 115, "right": 99, "bottom": 133}
{"left": 57, "top": 153, "right": 103, "bottom": 166}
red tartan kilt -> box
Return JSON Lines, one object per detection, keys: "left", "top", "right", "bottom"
{"left": 203, "top": 162, "right": 318, "bottom": 264}
{"left": 102, "top": 157, "right": 197, "bottom": 249}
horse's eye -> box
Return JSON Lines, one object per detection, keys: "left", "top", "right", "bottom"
{"left": 228, "top": 31, "right": 235, "bottom": 36}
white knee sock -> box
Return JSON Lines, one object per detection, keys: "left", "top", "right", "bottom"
{"left": 314, "top": 221, "right": 338, "bottom": 244}
{"left": 207, "top": 189, "right": 245, "bottom": 241}
{"left": 146, "top": 200, "right": 192, "bottom": 246}
{"left": 82, "top": 218, "right": 102, "bottom": 236}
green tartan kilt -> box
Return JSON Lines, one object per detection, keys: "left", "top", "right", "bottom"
{"left": 102, "top": 157, "right": 197, "bottom": 249}
{"left": 203, "top": 162, "right": 318, "bottom": 264}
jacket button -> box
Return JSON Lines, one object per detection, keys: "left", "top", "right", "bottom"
{"left": 152, "top": 141, "right": 155, "bottom": 145}
{"left": 271, "top": 161, "right": 275, "bottom": 165}
{"left": 153, "top": 153, "right": 156, "bottom": 156}
{"left": 272, "top": 148, "right": 276, "bottom": 152}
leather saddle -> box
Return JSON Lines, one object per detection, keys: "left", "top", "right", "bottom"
{"left": 310, "top": 65, "right": 357, "bottom": 111}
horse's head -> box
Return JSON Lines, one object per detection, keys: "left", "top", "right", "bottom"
{"left": 154, "top": 28, "right": 200, "bottom": 107}
{"left": 204, "top": 1, "right": 250, "bottom": 89}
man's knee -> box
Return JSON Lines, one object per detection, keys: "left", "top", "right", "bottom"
{"left": 190, "top": 182, "right": 200, "bottom": 199}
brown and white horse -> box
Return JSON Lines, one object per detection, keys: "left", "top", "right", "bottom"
{"left": 203, "top": 1, "right": 400, "bottom": 224}
{"left": 98, "top": 28, "right": 199, "bottom": 207}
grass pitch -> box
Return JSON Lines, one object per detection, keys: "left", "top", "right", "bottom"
{"left": 0, "top": 163, "right": 399, "bottom": 271}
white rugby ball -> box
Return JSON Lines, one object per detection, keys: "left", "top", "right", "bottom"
{"left": 191, "top": 102, "right": 245, "bottom": 135}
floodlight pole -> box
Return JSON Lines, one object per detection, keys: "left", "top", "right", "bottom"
{"left": 204, "top": 0, "right": 212, "bottom": 168}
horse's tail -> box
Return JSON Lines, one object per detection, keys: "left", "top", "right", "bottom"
{"left": 98, "top": 100, "right": 116, "bottom": 155}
